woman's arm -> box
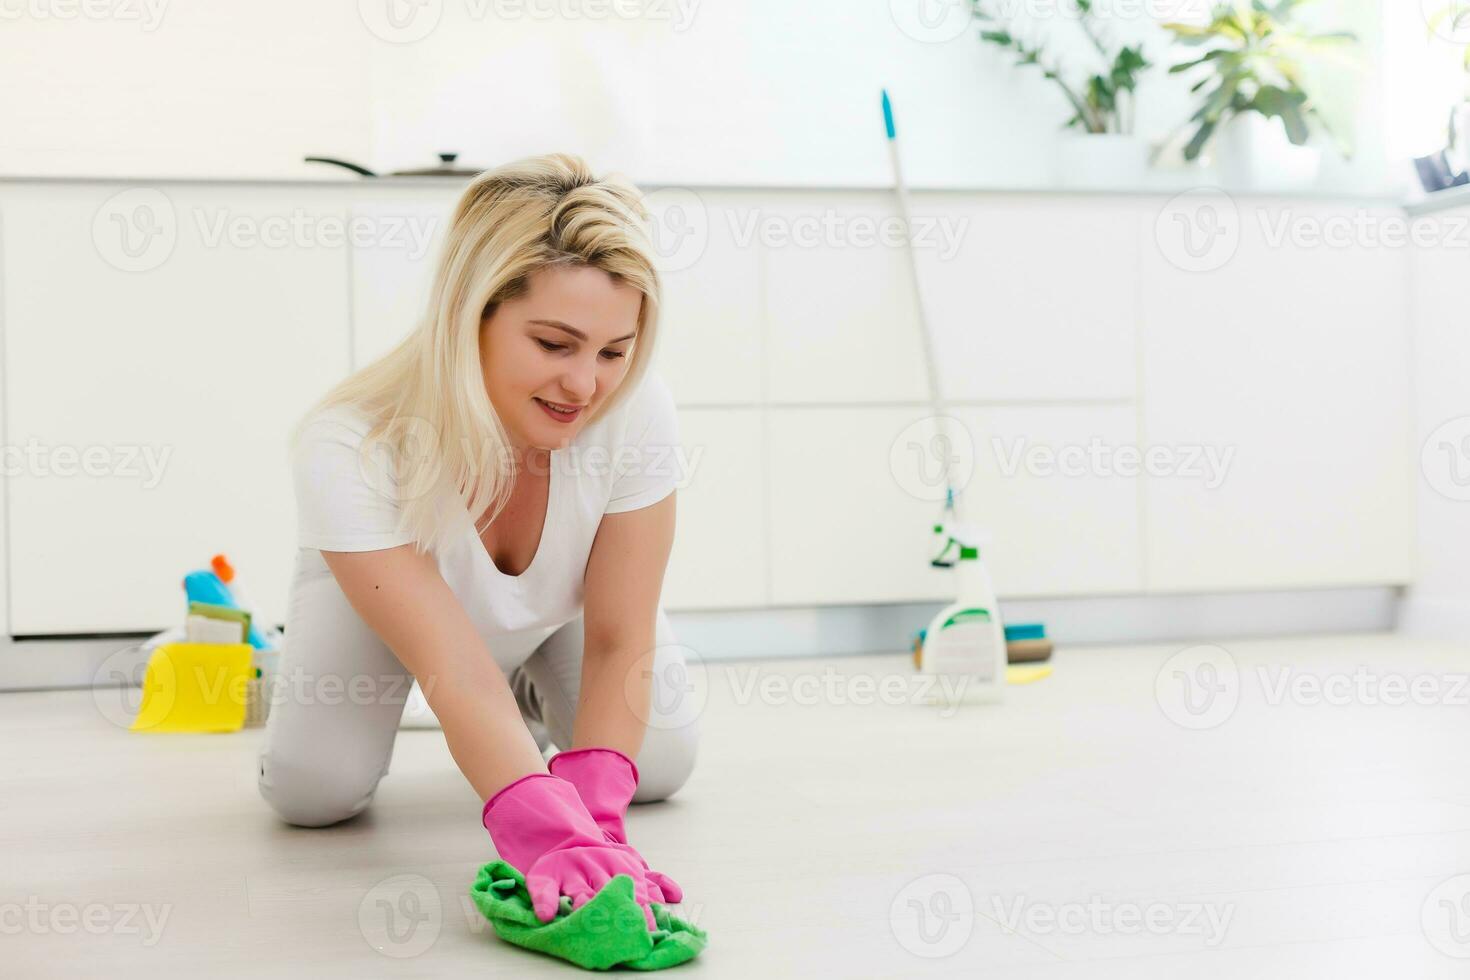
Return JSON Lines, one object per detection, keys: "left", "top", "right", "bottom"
{"left": 575, "top": 490, "right": 677, "bottom": 758}
{"left": 321, "top": 544, "right": 546, "bottom": 802}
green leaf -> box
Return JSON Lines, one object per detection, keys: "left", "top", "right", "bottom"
{"left": 1184, "top": 118, "right": 1218, "bottom": 161}
{"left": 1278, "top": 102, "right": 1311, "bottom": 144}
{"left": 1086, "top": 75, "right": 1117, "bottom": 114}
{"left": 1161, "top": 22, "right": 1217, "bottom": 46}
{"left": 1252, "top": 85, "right": 1311, "bottom": 143}
{"left": 1171, "top": 50, "right": 1227, "bottom": 74}
{"left": 1197, "top": 77, "right": 1240, "bottom": 122}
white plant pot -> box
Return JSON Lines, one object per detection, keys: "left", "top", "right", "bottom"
{"left": 1212, "top": 113, "right": 1322, "bottom": 191}
{"left": 1055, "top": 133, "right": 1152, "bottom": 190}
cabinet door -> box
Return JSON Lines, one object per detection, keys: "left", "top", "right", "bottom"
{"left": 1138, "top": 198, "right": 1414, "bottom": 590}
{"left": 763, "top": 193, "right": 929, "bottom": 404}
{"left": 661, "top": 408, "right": 767, "bottom": 610}
{"left": 767, "top": 406, "right": 957, "bottom": 605}
{"left": 1408, "top": 219, "right": 1470, "bottom": 603}
{"left": 1, "top": 184, "right": 352, "bottom": 633}
{"left": 652, "top": 191, "right": 763, "bottom": 406}
{"left": 950, "top": 405, "right": 1143, "bottom": 596}
{"left": 912, "top": 194, "right": 1139, "bottom": 402}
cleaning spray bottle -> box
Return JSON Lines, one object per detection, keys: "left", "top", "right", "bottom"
{"left": 209, "top": 553, "right": 280, "bottom": 726}
{"left": 918, "top": 520, "right": 1008, "bottom": 704}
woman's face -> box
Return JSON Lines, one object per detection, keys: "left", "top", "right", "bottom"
{"left": 480, "top": 263, "right": 642, "bottom": 454}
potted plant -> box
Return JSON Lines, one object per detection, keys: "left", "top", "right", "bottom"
{"left": 971, "top": 0, "right": 1152, "bottom": 188}
{"left": 1162, "top": 0, "right": 1358, "bottom": 190}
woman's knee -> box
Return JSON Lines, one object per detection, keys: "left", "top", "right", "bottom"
{"left": 629, "top": 610, "right": 702, "bottom": 802}
{"left": 631, "top": 717, "right": 700, "bottom": 803}
{"left": 257, "top": 746, "right": 385, "bottom": 828}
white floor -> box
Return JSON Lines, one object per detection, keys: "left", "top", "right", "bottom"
{"left": 4, "top": 633, "right": 1469, "bottom": 978}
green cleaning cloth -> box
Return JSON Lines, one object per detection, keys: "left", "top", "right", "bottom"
{"left": 469, "top": 860, "right": 708, "bottom": 971}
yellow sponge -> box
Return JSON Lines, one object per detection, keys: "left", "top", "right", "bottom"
{"left": 1006, "top": 664, "right": 1053, "bottom": 685}
{"left": 130, "top": 642, "right": 253, "bottom": 733}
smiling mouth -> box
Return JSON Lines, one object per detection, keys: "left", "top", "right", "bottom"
{"left": 534, "top": 397, "right": 585, "bottom": 421}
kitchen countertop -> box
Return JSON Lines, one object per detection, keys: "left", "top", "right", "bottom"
{"left": 0, "top": 172, "right": 1409, "bottom": 204}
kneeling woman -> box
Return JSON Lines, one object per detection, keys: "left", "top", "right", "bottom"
{"left": 258, "top": 153, "right": 699, "bottom": 930}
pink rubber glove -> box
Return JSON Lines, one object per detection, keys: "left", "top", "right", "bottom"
{"left": 547, "top": 747, "right": 684, "bottom": 904}
{"left": 481, "top": 772, "right": 658, "bottom": 930}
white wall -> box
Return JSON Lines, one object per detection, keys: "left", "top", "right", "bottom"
{"left": 0, "top": 0, "right": 1395, "bottom": 191}
{"left": 0, "top": 2, "right": 371, "bottom": 178}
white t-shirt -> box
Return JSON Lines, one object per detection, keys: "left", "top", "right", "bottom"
{"left": 289, "top": 372, "right": 679, "bottom": 671}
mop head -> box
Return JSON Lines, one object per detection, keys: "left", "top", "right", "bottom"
{"left": 469, "top": 860, "right": 708, "bottom": 971}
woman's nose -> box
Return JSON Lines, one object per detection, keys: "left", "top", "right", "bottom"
{"left": 559, "top": 356, "right": 597, "bottom": 400}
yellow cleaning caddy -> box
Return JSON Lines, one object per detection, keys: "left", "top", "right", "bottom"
{"left": 129, "top": 642, "right": 254, "bottom": 733}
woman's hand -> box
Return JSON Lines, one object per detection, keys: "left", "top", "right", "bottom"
{"left": 547, "top": 747, "right": 684, "bottom": 904}
{"left": 481, "top": 771, "right": 661, "bottom": 930}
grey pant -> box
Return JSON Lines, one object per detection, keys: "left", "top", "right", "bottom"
{"left": 257, "top": 554, "right": 701, "bottom": 828}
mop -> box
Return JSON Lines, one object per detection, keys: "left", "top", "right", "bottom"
{"left": 884, "top": 90, "right": 1045, "bottom": 692}
{"left": 469, "top": 860, "right": 707, "bottom": 970}
{"left": 881, "top": 89, "right": 973, "bottom": 554}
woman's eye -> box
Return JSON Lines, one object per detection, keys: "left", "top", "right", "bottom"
{"left": 537, "top": 338, "right": 624, "bottom": 359}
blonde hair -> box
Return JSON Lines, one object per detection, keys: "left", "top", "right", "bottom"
{"left": 290, "top": 152, "right": 663, "bottom": 557}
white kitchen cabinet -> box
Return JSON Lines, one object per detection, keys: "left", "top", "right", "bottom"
{"left": 762, "top": 192, "right": 930, "bottom": 405}
{"left": 0, "top": 180, "right": 1423, "bottom": 642}
{"left": 661, "top": 408, "right": 767, "bottom": 610}
{"left": 767, "top": 406, "right": 964, "bottom": 606}
{"left": 949, "top": 405, "right": 1143, "bottom": 596}
{"left": 1405, "top": 215, "right": 1470, "bottom": 622}
{"left": 348, "top": 189, "right": 458, "bottom": 368}
{"left": 653, "top": 192, "right": 764, "bottom": 406}
{"left": 1137, "top": 198, "right": 1415, "bottom": 591}
{"left": 1, "top": 184, "right": 352, "bottom": 632}
{"left": 912, "top": 193, "right": 1140, "bottom": 402}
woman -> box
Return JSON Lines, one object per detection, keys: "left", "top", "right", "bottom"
{"left": 257, "top": 153, "right": 698, "bottom": 932}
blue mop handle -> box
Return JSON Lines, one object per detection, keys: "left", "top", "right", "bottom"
{"left": 882, "top": 88, "right": 896, "bottom": 141}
